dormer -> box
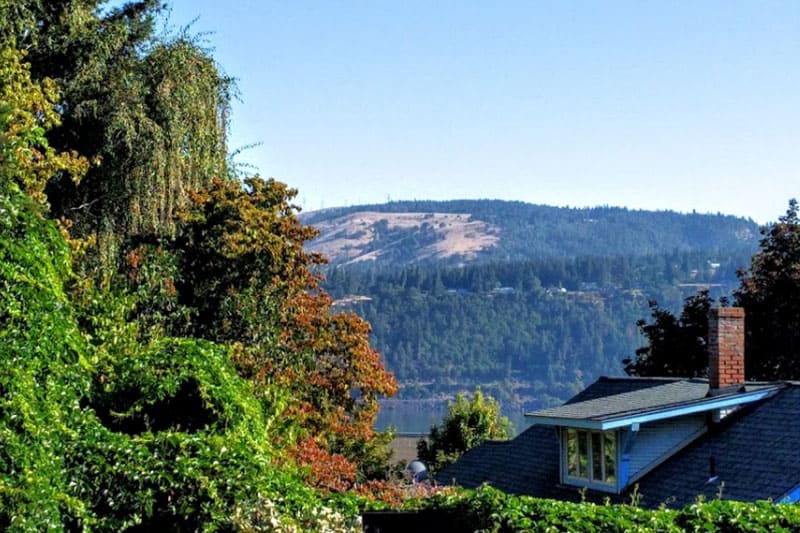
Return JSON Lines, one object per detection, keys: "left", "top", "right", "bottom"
{"left": 525, "top": 307, "right": 780, "bottom": 494}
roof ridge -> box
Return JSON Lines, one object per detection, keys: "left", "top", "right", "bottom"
{"left": 598, "top": 375, "right": 788, "bottom": 386}
{"left": 481, "top": 439, "right": 513, "bottom": 446}
{"left": 598, "top": 375, "right": 686, "bottom": 383}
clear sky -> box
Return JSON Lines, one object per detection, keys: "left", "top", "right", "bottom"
{"left": 163, "top": 1, "right": 799, "bottom": 224}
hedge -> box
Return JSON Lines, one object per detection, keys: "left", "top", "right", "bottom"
{"left": 394, "top": 485, "right": 800, "bottom": 532}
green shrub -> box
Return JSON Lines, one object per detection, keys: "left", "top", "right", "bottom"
{"left": 0, "top": 181, "right": 362, "bottom": 531}
{"left": 403, "top": 485, "right": 800, "bottom": 532}
{"left": 418, "top": 388, "right": 513, "bottom": 473}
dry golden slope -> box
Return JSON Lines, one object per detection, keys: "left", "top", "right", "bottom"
{"left": 306, "top": 211, "right": 499, "bottom": 265}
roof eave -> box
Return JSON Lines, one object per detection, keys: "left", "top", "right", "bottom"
{"left": 525, "top": 386, "right": 781, "bottom": 431}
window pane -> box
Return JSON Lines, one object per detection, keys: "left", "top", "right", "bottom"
{"left": 578, "top": 431, "right": 588, "bottom": 479}
{"left": 591, "top": 433, "right": 603, "bottom": 481}
{"left": 604, "top": 432, "right": 616, "bottom": 483}
{"left": 566, "top": 429, "right": 578, "bottom": 477}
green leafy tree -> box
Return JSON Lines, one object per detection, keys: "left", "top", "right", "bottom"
{"left": 0, "top": 43, "right": 86, "bottom": 203}
{"left": 1, "top": 1, "right": 230, "bottom": 247}
{"left": 417, "top": 388, "right": 513, "bottom": 473}
{"left": 0, "top": 178, "right": 362, "bottom": 530}
{"left": 116, "top": 176, "right": 398, "bottom": 487}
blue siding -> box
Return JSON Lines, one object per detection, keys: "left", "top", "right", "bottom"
{"left": 624, "top": 415, "right": 706, "bottom": 484}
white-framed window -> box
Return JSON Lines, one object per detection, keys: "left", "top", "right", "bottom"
{"left": 563, "top": 428, "right": 617, "bottom": 490}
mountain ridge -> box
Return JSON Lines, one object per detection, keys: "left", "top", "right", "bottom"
{"left": 301, "top": 199, "right": 759, "bottom": 267}
{"left": 309, "top": 199, "right": 762, "bottom": 416}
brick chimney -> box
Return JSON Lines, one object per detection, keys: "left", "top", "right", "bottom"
{"left": 708, "top": 307, "right": 745, "bottom": 390}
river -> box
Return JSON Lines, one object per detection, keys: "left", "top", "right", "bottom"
{"left": 375, "top": 399, "right": 535, "bottom": 435}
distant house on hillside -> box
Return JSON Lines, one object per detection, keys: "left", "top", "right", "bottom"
{"left": 437, "top": 308, "right": 800, "bottom": 508}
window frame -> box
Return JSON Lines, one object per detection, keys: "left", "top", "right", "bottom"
{"left": 561, "top": 427, "right": 619, "bottom": 492}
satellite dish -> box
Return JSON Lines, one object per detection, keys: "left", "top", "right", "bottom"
{"left": 407, "top": 460, "right": 428, "bottom": 483}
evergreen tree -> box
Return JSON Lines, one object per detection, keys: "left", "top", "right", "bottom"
{"left": 623, "top": 291, "right": 715, "bottom": 378}
{"left": 735, "top": 199, "right": 800, "bottom": 380}
{"left": 628, "top": 199, "right": 800, "bottom": 381}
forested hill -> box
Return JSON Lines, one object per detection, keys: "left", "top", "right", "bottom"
{"left": 310, "top": 200, "right": 762, "bottom": 416}
{"left": 302, "top": 200, "right": 759, "bottom": 267}
{"left": 324, "top": 248, "right": 755, "bottom": 411}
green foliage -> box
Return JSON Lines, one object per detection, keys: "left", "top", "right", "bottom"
{"left": 0, "top": 180, "right": 364, "bottom": 530}
{"left": 0, "top": 179, "right": 91, "bottom": 529}
{"left": 418, "top": 389, "right": 513, "bottom": 473}
{"left": 66, "top": 33, "right": 231, "bottom": 242}
{"left": 1, "top": 1, "right": 229, "bottom": 246}
{"left": 174, "top": 176, "right": 321, "bottom": 346}
{"left": 402, "top": 485, "right": 800, "bottom": 532}
{"left": 0, "top": 43, "right": 86, "bottom": 204}
{"left": 673, "top": 499, "right": 800, "bottom": 532}
{"left": 114, "top": 240, "right": 191, "bottom": 341}
{"left": 136, "top": 176, "right": 397, "bottom": 483}
{"left": 409, "top": 486, "right": 679, "bottom": 532}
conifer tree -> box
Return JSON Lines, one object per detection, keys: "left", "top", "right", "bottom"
{"left": 629, "top": 199, "right": 800, "bottom": 381}
{"left": 734, "top": 199, "right": 800, "bottom": 380}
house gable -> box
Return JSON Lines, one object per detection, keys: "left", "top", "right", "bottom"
{"left": 623, "top": 414, "right": 706, "bottom": 484}
{"left": 437, "top": 307, "right": 800, "bottom": 507}
{"left": 633, "top": 385, "right": 800, "bottom": 508}
{"left": 525, "top": 377, "right": 779, "bottom": 493}
{"left": 436, "top": 382, "right": 800, "bottom": 507}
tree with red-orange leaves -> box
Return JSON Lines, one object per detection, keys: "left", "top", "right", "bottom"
{"left": 280, "top": 289, "right": 399, "bottom": 485}
{"left": 174, "top": 176, "right": 398, "bottom": 486}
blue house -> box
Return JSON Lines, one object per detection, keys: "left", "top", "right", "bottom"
{"left": 437, "top": 308, "right": 800, "bottom": 507}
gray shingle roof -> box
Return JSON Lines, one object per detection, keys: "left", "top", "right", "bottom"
{"left": 634, "top": 385, "right": 800, "bottom": 507}
{"left": 564, "top": 376, "right": 684, "bottom": 403}
{"left": 435, "top": 378, "right": 674, "bottom": 502}
{"left": 435, "top": 424, "right": 576, "bottom": 500}
{"left": 530, "top": 378, "right": 711, "bottom": 421}
{"left": 528, "top": 377, "right": 777, "bottom": 424}
{"left": 435, "top": 423, "right": 628, "bottom": 505}
{"left": 436, "top": 377, "right": 800, "bottom": 508}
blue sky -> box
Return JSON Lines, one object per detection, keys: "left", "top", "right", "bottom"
{"left": 163, "top": 1, "right": 798, "bottom": 223}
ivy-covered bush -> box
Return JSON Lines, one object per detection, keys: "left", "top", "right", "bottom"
{"left": 0, "top": 181, "right": 93, "bottom": 528}
{"left": 0, "top": 181, "right": 364, "bottom": 530}
{"left": 400, "top": 485, "right": 800, "bottom": 532}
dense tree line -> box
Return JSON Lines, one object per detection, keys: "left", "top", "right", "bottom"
{"left": 323, "top": 248, "right": 752, "bottom": 407}
{"left": 327, "top": 248, "right": 752, "bottom": 295}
